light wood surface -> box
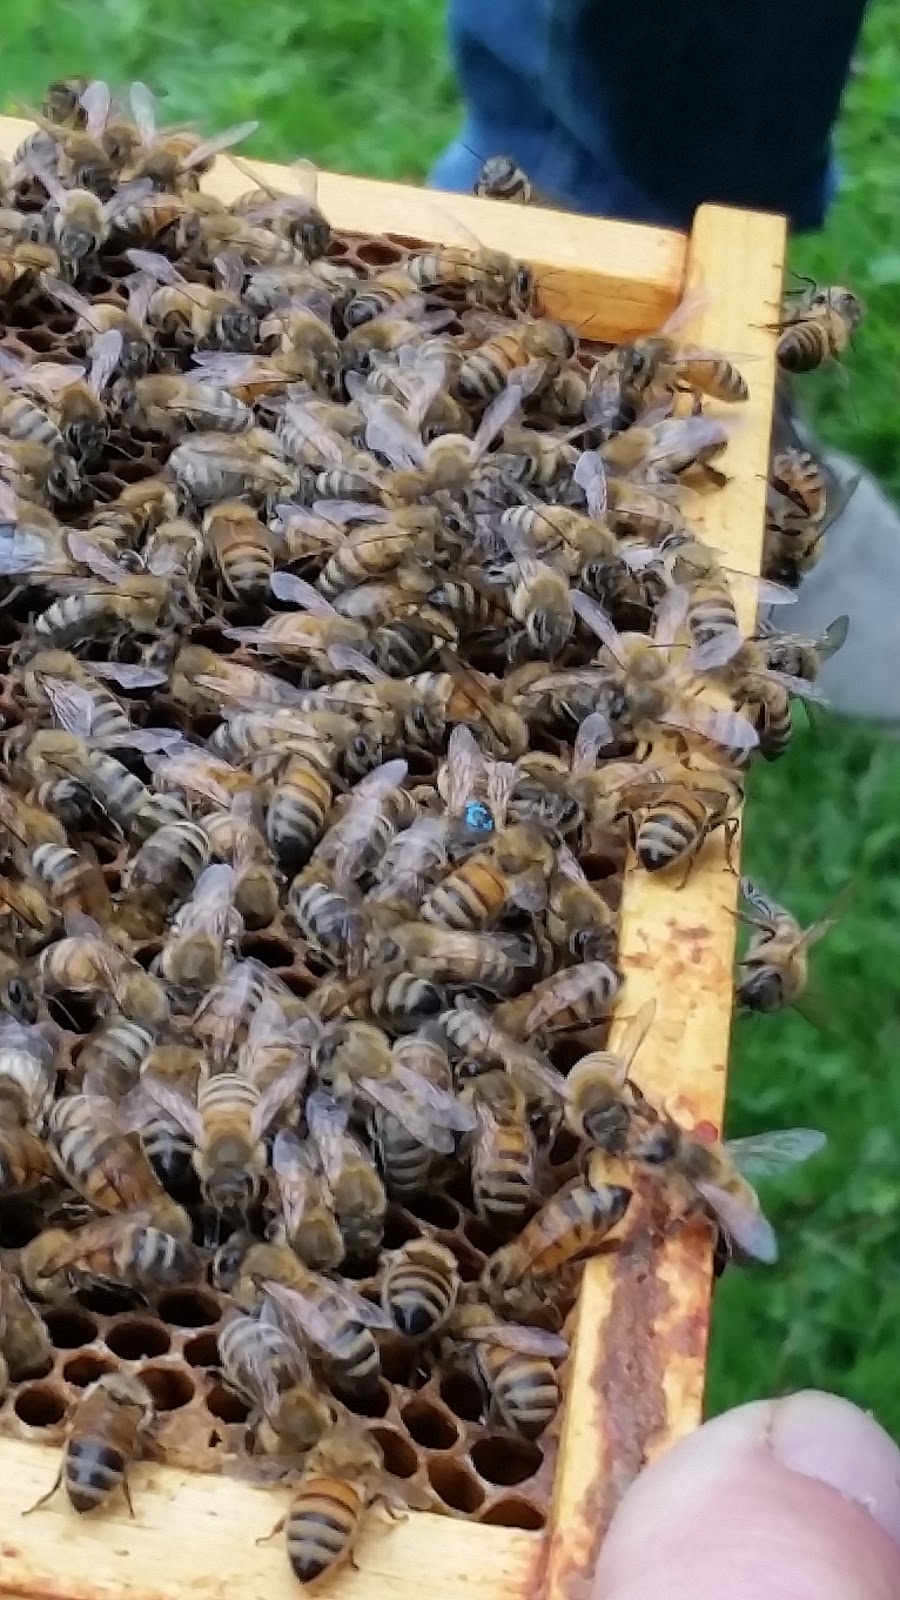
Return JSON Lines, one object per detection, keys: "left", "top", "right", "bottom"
{"left": 0, "top": 116, "right": 686, "bottom": 340}
{"left": 0, "top": 111, "right": 786, "bottom": 1600}
{"left": 545, "top": 203, "right": 786, "bottom": 1600}
{"left": 0, "top": 1434, "right": 538, "bottom": 1600}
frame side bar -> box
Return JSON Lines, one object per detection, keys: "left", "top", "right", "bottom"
{"left": 545, "top": 203, "right": 786, "bottom": 1600}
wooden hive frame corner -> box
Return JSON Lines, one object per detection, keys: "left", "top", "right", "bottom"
{"left": 0, "top": 115, "right": 786, "bottom": 1600}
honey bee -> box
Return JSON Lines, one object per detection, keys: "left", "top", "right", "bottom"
{"left": 0, "top": 241, "right": 61, "bottom": 296}
{"left": 0, "top": 1265, "right": 54, "bottom": 1379}
{"left": 769, "top": 446, "right": 827, "bottom": 524}
{"left": 45, "top": 1093, "right": 190, "bottom": 1239}
{"left": 167, "top": 430, "right": 299, "bottom": 506}
{"left": 205, "top": 803, "right": 280, "bottom": 931}
{"left": 458, "top": 313, "right": 575, "bottom": 403}
{"left": 0, "top": 1122, "right": 57, "bottom": 1197}
{"left": 306, "top": 1091, "right": 387, "bottom": 1263}
{"left": 225, "top": 574, "right": 367, "bottom": 662}
{"left": 288, "top": 863, "right": 366, "bottom": 975}
{"left": 563, "top": 1000, "right": 656, "bottom": 1153}
{"left": 370, "top": 921, "right": 526, "bottom": 994}
{"left": 493, "top": 958, "right": 623, "bottom": 1039}
{"left": 42, "top": 77, "right": 92, "bottom": 126}
{"left": 757, "top": 614, "right": 849, "bottom": 685}
{"left": 25, "top": 1372, "right": 154, "bottom": 1517}
{"left": 419, "top": 822, "right": 553, "bottom": 931}
{"left": 38, "top": 923, "right": 171, "bottom": 1027}
{"left": 0, "top": 345, "right": 115, "bottom": 470}
{"left": 448, "top": 1303, "right": 567, "bottom": 1437}
{"left": 124, "top": 84, "right": 258, "bottom": 191}
{"left": 406, "top": 240, "right": 534, "bottom": 313}
{"left": 158, "top": 863, "right": 243, "bottom": 991}
{"left": 501, "top": 532, "right": 575, "bottom": 660}
{"left": 266, "top": 750, "right": 334, "bottom": 875}
{"left": 41, "top": 275, "right": 152, "bottom": 378}
{"left": 737, "top": 877, "right": 843, "bottom": 1014}
{"left": 344, "top": 267, "right": 421, "bottom": 328}
{"left": 379, "top": 1238, "right": 460, "bottom": 1338}
{"left": 227, "top": 154, "right": 331, "bottom": 260}
{"left": 776, "top": 283, "right": 863, "bottom": 372}
{"left": 440, "top": 999, "right": 565, "bottom": 1120}
{"left": 763, "top": 453, "right": 858, "bottom": 588}
{"left": 126, "top": 247, "right": 257, "bottom": 350}
{"left": 270, "top": 1127, "right": 344, "bottom": 1272}
{"left": 200, "top": 501, "right": 273, "bottom": 601}
{"left": 19, "top": 1211, "right": 200, "bottom": 1302}
{"left": 571, "top": 589, "right": 759, "bottom": 755}
{"left": 629, "top": 1109, "right": 825, "bottom": 1263}
{"left": 259, "top": 1257, "right": 390, "bottom": 1397}
{"left": 360, "top": 376, "right": 529, "bottom": 502}
{"left": 148, "top": 738, "right": 255, "bottom": 811}
{"left": 117, "top": 373, "right": 253, "bottom": 436}
{"left": 32, "top": 167, "right": 153, "bottom": 266}
{"left": 483, "top": 1154, "right": 632, "bottom": 1311}
{"left": 28, "top": 840, "right": 114, "bottom": 925}
{"left": 77, "top": 1018, "right": 154, "bottom": 1101}
{"left": 142, "top": 1056, "right": 304, "bottom": 1222}
{"left": 270, "top": 1422, "right": 406, "bottom": 1587}
{"left": 218, "top": 1304, "right": 333, "bottom": 1456}
{"left": 18, "top": 732, "right": 162, "bottom": 845}
{"left": 119, "top": 818, "right": 211, "bottom": 941}
{"left": 461, "top": 1069, "right": 537, "bottom": 1231}
{"left": 547, "top": 843, "right": 618, "bottom": 964}
{"left": 622, "top": 760, "right": 744, "bottom": 880}
{"left": 473, "top": 155, "right": 551, "bottom": 206}
{"left": 365, "top": 1027, "right": 456, "bottom": 1197}
{"left": 18, "top": 565, "right": 168, "bottom": 657}
{"left": 169, "top": 646, "right": 300, "bottom": 716}
{"left": 616, "top": 304, "right": 749, "bottom": 404}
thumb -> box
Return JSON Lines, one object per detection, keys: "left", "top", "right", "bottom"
{"left": 593, "top": 1391, "right": 900, "bottom": 1600}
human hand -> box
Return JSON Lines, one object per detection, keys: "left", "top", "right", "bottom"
{"left": 593, "top": 1391, "right": 900, "bottom": 1600}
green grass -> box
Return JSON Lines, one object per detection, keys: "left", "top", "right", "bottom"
{"left": 1, "top": 0, "right": 899, "bottom": 1428}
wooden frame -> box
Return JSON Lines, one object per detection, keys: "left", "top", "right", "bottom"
{"left": 0, "top": 117, "right": 786, "bottom": 1600}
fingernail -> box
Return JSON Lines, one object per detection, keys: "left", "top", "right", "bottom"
{"left": 768, "top": 1390, "right": 900, "bottom": 1550}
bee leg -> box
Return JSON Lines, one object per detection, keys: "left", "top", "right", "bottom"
{"left": 255, "top": 1515, "right": 286, "bottom": 1547}
{"left": 722, "top": 818, "right": 741, "bottom": 874}
{"left": 22, "top": 1469, "right": 63, "bottom": 1515}
{"left": 121, "top": 1471, "right": 137, "bottom": 1519}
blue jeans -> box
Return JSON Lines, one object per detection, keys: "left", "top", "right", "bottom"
{"left": 431, "top": 0, "right": 868, "bottom": 230}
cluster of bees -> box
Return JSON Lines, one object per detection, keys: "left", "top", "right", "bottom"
{"left": 0, "top": 80, "right": 850, "bottom": 1586}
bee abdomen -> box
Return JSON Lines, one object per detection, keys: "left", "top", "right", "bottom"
{"left": 491, "top": 1352, "right": 559, "bottom": 1438}
{"left": 65, "top": 1438, "right": 125, "bottom": 1512}
{"left": 474, "top": 1133, "right": 534, "bottom": 1224}
{"left": 267, "top": 761, "right": 331, "bottom": 871}
{"left": 386, "top": 1264, "right": 453, "bottom": 1336}
{"left": 371, "top": 973, "right": 442, "bottom": 1026}
{"left": 420, "top": 859, "right": 506, "bottom": 929}
{"left": 777, "top": 325, "right": 828, "bottom": 373}
{"left": 329, "top": 1321, "right": 380, "bottom": 1391}
{"left": 287, "top": 1481, "right": 362, "bottom": 1582}
{"left": 372, "top": 1109, "right": 431, "bottom": 1197}
{"left": 636, "top": 803, "right": 700, "bottom": 871}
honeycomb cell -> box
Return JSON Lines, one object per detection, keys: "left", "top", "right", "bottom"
{"left": 240, "top": 935, "right": 294, "bottom": 967}
{"left": 462, "top": 1216, "right": 496, "bottom": 1256}
{"left": 341, "top": 1380, "right": 391, "bottom": 1419}
{"left": 138, "top": 1364, "right": 196, "bottom": 1412}
{"left": 63, "top": 1352, "right": 118, "bottom": 1387}
{"left": 0, "top": 1203, "right": 46, "bottom": 1250}
{"left": 46, "top": 995, "right": 96, "bottom": 1034}
{"left": 479, "top": 1498, "right": 546, "bottom": 1530}
{"left": 439, "top": 1372, "right": 485, "bottom": 1424}
{"left": 156, "top": 1289, "right": 221, "bottom": 1328}
{"left": 76, "top": 1285, "right": 139, "bottom": 1316}
{"left": 548, "top": 1129, "right": 582, "bottom": 1167}
{"left": 14, "top": 1383, "right": 68, "bottom": 1428}
{"left": 43, "top": 1309, "right": 100, "bottom": 1350}
{"left": 205, "top": 1384, "right": 251, "bottom": 1425}
{"left": 354, "top": 240, "right": 405, "bottom": 266}
{"left": 401, "top": 1399, "right": 459, "bottom": 1451}
{"left": 382, "top": 1207, "right": 423, "bottom": 1250}
{"left": 470, "top": 1435, "right": 543, "bottom": 1486}
{"left": 105, "top": 1319, "right": 172, "bottom": 1360}
{"left": 183, "top": 1333, "right": 220, "bottom": 1369}
{"left": 370, "top": 1426, "right": 418, "bottom": 1480}
{"left": 428, "top": 1458, "right": 485, "bottom": 1513}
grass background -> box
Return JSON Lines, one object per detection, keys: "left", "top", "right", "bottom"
{"left": 1, "top": 0, "right": 899, "bottom": 1428}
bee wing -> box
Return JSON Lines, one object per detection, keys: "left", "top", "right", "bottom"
{"left": 252, "top": 1066, "right": 307, "bottom": 1140}
{"left": 554, "top": 841, "right": 589, "bottom": 885}
{"left": 614, "top": 999, "right": 657, "bottom": 1071}
{"left": 65, "top": 532, "right": 125, "bottom": 583}
{"left": 41, "top": 677, "right": 101, "bottom": 738}
{"left": 0, "top": 530, "right": 69, "bottom": 577}
{"left": 128, "top": 81, "right": 158, "bottom": 142}
{"left": 466, "top": 1323, "right": 568, "bottom": 1358}
{"left": 282, "top": 401, "right": 349, "bottom": 467}
{"left": 523, "top": 963, "right": 621, "bottom": 1034}
{"left": 573, "top": 450, "right": 608, "bottom": 518}
{"left": 687, "top": 629, "right": 745, "bottom": 671}
{"left": 17, "top": 360, "right": 87, "bottom": 398}
{"left": 269, "top": 572, "right": 341, "bottom": 617}
{"left": 393, "top": 1061, "right": 477, "bottom": 1135}
{"left": 658, "top": 289, "right": 712, "bottom": 336}
{"left": 663, "top": 701, "right": 759, "bottom": 752}
{"left": 652, "top": 584, "right": 689, "bottom": 648}
{"left": 437, "top": 725, "right": 486, "bottom": 813}
{"left": 572, "top": 710, "right": 615, "bottom": 774}
{"left": 724, "top": 1128, "right": 827, "bottom": 1181}
{"left": 764, "top": 669, "right": 829, "bottom": 704}
{"left": 359, "top": 1074, "right": 454, "bottom": 1154}
{"left": 692, "top": 1179, "right": 779, "bottom": 1265}
{"left": 364, "top": 399, "right": 427, "bottom": 471}
{"left": 40, "top": 275, "right": 93, "bottom": 318}
{"left": 289, "top": 158, "right": 319, "bottom": 204}
{"left": 305, "top": 1088, "right": 351, "bottom": 1187}
{"left": 104, "top": 180, "right": 157, "bottom": 223}
{"left": 79, "top": 79, "right": 112, "bottom": 138}
{"left": 396, "top": 353, "right": 449, "bottom": 431}
{"left": 473, "top": 371, "right": 539, "bottom": 456}
{"left": 125, "top": 273, "right": 154, "bottom": 327}
{"left": 140, "top": 1076, "right": 202, "bottom": 1142}
{"left": 261, "top": 1281, "right": 343, "bottom": 1354}
{"left": 739, "top": 877, "right": 782, "bottom": 925}
{"left": 125, "top": 247, "right": 183, "bottom": 285}
{"left": 86, "top": 330, "right": 123, "bottom": 396}
{"left": 571, "top": 590, "right": 626, "bottom": 665}
{"left": 88, "top": 661, "right": 168, "bottom": 689}
{"left": 180, "top": 121, "right": 259, "bottom": 172}
{"left": 212, "top": 251, "right": 246, "bottom": 297}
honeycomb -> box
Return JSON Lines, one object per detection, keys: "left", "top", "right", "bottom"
{"left": 0, "top": 91, "right": 783, "bottom": 1549}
